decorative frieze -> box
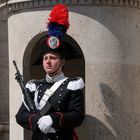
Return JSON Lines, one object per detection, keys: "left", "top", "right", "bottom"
{"left": 0, "top": 0, "right": 139, "bottom": 13}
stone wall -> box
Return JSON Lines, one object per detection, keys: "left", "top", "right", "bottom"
{"left": 1, "top": 0, "right": 140, "bottom": 140}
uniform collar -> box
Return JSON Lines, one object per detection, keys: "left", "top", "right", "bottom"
{"left": 45, "top": 72, "right": 65, "bottom": 83}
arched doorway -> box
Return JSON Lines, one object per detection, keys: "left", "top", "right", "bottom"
{"left": 23, "top": 32, "right": 85, "bottom": 140}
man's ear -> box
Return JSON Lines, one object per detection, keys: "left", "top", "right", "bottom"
{"left": 61, "top": 59, "right": 65, "bottom": 66}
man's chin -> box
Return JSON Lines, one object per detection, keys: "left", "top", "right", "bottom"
{"left": 46, "top": 70, "right": 53, "bottom": 73}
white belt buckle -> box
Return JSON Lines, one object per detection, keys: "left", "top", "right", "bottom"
{"left": 45, "top": 89, "right": 53, "bottom": 96}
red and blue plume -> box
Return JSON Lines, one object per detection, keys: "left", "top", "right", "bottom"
{"left": 47, "top": 4, "right": 69, "bottom": 39}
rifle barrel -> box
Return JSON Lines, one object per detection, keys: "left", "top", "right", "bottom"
{"left": 13, "top": 60, "right": 19, "bottom": 72}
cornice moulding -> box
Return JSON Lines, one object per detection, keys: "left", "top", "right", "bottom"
{"left": 0, "top": 0, "right": 140, "bottom": 12}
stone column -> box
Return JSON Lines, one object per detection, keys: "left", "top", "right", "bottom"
{"left": 0, "top": 7, "right": 9, "bottom": 140}
{"left": 8, "top": 11, "right": 50, "bottom": 140}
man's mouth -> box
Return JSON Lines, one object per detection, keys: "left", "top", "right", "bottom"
{"left": 46, "top": 66, "right": 52, "bottom": 69}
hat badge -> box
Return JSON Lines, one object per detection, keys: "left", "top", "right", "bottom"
{"left": 47, "top": 36, "right": 60, "bottom": 49}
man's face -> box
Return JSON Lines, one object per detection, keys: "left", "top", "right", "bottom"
{"left": 43, "top": 53, "right": 65, "bottom": 76}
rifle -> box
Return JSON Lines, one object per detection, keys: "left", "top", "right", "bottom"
{"left": 13, "top": 60, "right": 51, "bottom": 116}
{"left": 13, "top": 60, "right": 36, "bottom": 112}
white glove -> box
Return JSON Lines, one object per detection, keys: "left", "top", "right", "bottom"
{"left": 37, "top": 115, "right": 53, "bottom": 134}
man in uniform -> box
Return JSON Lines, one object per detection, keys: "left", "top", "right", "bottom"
{"left": 15, "top": 4, "right": 85, "bottom": 140}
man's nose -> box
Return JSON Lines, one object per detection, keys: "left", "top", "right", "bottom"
{"left": 46, "top": 58, "right": 51, "bottom": 63}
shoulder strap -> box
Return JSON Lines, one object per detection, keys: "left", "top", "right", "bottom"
{"left": 38, "top": 77, "right": 68, "bottom": 110}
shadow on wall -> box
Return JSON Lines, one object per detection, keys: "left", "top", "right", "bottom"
{"left": 78, "top": 114, "right": 116, "bottom": 140}
{"left": 99, "top": 83, "right": 132, "bottom": 140}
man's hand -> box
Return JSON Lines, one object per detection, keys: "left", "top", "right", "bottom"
{"left": 37, "top": 115, "right": 53, "bottom": 134}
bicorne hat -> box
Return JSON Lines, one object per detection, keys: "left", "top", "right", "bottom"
{"left": 33, "top": 4, "right": 82, "bottom": 65}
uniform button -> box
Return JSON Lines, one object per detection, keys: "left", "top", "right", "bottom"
{"left": 59, "top": 94, "right": 62, "bottom": 97}
{"left": 60, "top": 88, "right": 63, "bottom": 91}
{"left": 58, "top": 101, "right": 61, "bottom": 103}
{"left": 48, "top": 139, "right": 50, "bottom": 140}
{"left": 40, "top": 84, "right": 42, "bottom": 86}
{"left": 39, "top": 90, "right": 42, "bottom": 92}
{"left": 56, "top": 136, "right": 59, "bottom": 139}
{"left": 57, "top": 108, "right": 60, "bottom": 111}
{"left": 38, "top": 96, "right": 40, "bottom": 98}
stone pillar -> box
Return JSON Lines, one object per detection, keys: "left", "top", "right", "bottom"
{"left": 8, "top": 10, "right": 50, "bottom": 140}
{"left": 0, "top": 7, "right": 9, "bottom": 140}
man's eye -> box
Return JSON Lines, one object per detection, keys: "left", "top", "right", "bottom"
{"left": 44, "top": 57, "right": 48, "bottom": 60}
{"left": 50, "top": 57, "right": 57, "bottom": 60}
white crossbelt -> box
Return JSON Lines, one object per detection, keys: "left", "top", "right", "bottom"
{"left": 38, "top": 77, "right": 68, "bottom": 110}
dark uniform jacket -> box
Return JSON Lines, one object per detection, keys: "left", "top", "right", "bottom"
{"left": 16, "top": 76, "right": 85, "bottom": 140}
